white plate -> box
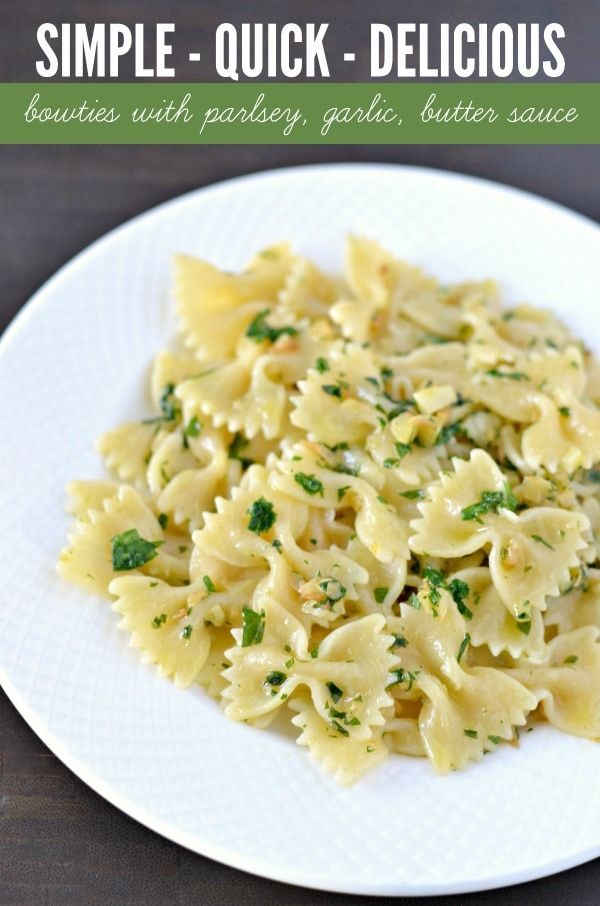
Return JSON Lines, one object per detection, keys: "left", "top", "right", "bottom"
{"left": 1, "top": 163, "right": 600, "bottom": 897}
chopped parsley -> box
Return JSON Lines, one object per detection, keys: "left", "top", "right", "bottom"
{"left": 246, "top": 308, "right": 298, "bottom": 343}
{"left": 485, "top": 369, "right": 530, "bottom": 381}
{"left": 457, "top": 632, "right": 471, "bottom": 664}
{"left": 463, "top": 729, "right": 478, "bottom": 739}
{"left": 228, "top": 433, "right": 254, "bottom": 470}
{"left": 563, "top": 655, "right": 578, "bottom": 665}
{"left": 272, "top": 539, "right": 283, "bottom": 553}
{"left": 330, "top": 461, "right": 360, "bottom": 477}
{"left": 322, "top": 383, "right": 343, "bottom": 398}
{"left": 319, "top": 579, "right": 346, "bottom": 604}
{"left": 158, "top": 382, "right": 180, "bottom": 422}
{"left": 241, "top": 607, "right": 265, "bottom": 647}
{"left": 183, "top": 416, "right": 202, "bottom": 441}
{"left": 392, "top": 634, "right": 408, "bottom": 648}
{"left": 435, "top": 422, "right": 462, "bottom": 446}
{"left": 516, "top": 600, "right": 531, "bottom": 624}
{"left": 422, "top": 568, "right": 473, "bottom": 620}
{"left": 374, "top": 587, "right": 388, "bottom": 604}
{"left": 203, "top": 575, "right": 216, "bottom": 594}
{"left": 294, "top": 472, "right": 324, "bottom": 496}
{"left": 330, "top": 719, "right": 349, "bottom": 736}
{"left": 157, "top": 513, "right": 168, "bottom": 530}
{"left": 337, "top": 485, "right": 351, "bottom": 501}
{"left": 408, "top": 592, "right": 421, "bottom": 610}
{"left": 558, "top": 406, "right": 571, "bottom": 417}
{"left": 143, "top": 382, "right": 181, "bottom": 424}
{"left": 326, "top": 681, "right": 343, "bottom": 703}
{"left": 461, "top": 482, "right": 518, "bottom": 522}
{"left": 387, "top": 668, "right": 419, "bottom": 691}
{"left": 384, "top": 396, "right": 416, "bottom": 422}
{"left": 151, "top": 613, "right": 167, "bottom": 629}
{"left": 531, "top": 534, "right": 554, "bottom": 551}
{"left": 112, "top": 529, "right": 163, "bottom": 571}
{"left": 181, "top": 625, "right": 193, "bottom": 641}
{"left": 384, "top": 448, "right": 409, "bottom": 468}
{"left": 400, "top": 489, "right": 424, "bottom": 500}
{"left": 247, "top": 497, "right": 276, "bottom": 533}
{"left": 395, "top": 442, "right": 411, "bottom": 458}
{"left": 315, "top": 357, "right": 330, "bottom": 373}
{"left": 447, "top": 578, "right": 473, "bottom": 620}
{"left": 264, "top": 671, "right": 287, "bottom": 686}
{"left": 487, "top": 735, "right": 502, "bottom": 745}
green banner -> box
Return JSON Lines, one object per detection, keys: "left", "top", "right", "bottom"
{"left": 1, "top": 82, "right": 597, "bottom": 143}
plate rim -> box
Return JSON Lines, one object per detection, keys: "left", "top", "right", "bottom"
{"left": 1, "top": 161, "right": 599, "bottom": 897}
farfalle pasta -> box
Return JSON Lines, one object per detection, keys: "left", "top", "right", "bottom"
{"left": 58, "top": 237, "right": 600, "bottom": 784}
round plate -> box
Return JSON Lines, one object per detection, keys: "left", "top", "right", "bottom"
{"left": 1, "top": 164, "right": 599, "bottom": 896}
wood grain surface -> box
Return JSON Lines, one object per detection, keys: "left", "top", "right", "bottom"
{"left": 1, "top": 1, "right": 599, "bottom": 903}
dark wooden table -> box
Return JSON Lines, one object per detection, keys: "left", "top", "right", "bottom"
{"left": 2, "top": 2, "right": 600, "bottom": 903}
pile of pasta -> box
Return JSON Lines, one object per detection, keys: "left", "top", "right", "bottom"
{"left": 59, "top": 237, "right": 600, "bottom": 783}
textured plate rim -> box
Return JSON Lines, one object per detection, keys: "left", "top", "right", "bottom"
{"left": 1, "top": 162, "right": 599, "bottom": 897}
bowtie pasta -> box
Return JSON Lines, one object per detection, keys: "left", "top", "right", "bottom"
{"left": 58, "top": 237, "right": 600, "bottom": 784}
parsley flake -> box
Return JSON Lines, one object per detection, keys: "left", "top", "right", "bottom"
{"left": 246, "top": 309, "right": 298, "bottom": 343}
{"left": 247, "top": 497, "right": 276, "bottom": 533}
{"left": 400, "top": 489, "right": 423, "bottom": 500}
{"left": 435, "top": 422, "right": 462, "bottom": 445}
{"left": 241, "top": 607, "right": 265, "bottom": 647}
{"left": 387, "top": 668, "right": 419, "bottom": 691}
{"left": 485, "top": 369, "right": 530, "bottom": 381}
{"left": 264, "top": 671, "right": 287, "bottom": 686}
{"left": 112, "top": 529, "right": 163, "bottom": 571}
{"left": 203, "top": 575, "right": 216, "bottom": 594}
{"left": 457, "top": 632, "right": 471, "bottom": 663}
{"left": 294, "top": 472, "right": 324, "bottom": 496}
{"left": 337, "top": 485, "right": 351, "bottom": 502}
{"left": 461, "top": 482, "right": 518, "bottom": 522}
{"left": 330, "top": 719, "right": 349, "bottom": 736}
{"left": 319, "top": 579, "right": 346, "bottom": 604}
{"left": 183, "top": 416, "right": 202, "bottom": 440}
{"left": 151, "top": 382, "right": 180, "bottom": 423}
{"left": 151, "top": 613, "right": 167, "bottom": 629}
{"left": 531, "top": 534, "right": 554, "bottom": 550}
{"left": 228, "top": 433, "right": 254, "bottom": 470}
{"left": 326, "top": 681, "right": 343, "bottom": 703}
{"left": 447, "top": 578, "right": 473, "bottom": 620}
{"left": 374, "top": 587, "right": 388, "bottom": 604}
